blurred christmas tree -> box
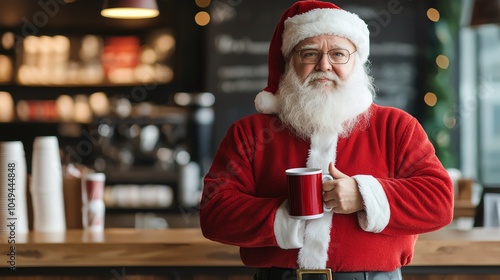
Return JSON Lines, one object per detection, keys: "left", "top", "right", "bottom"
{"left": 421, "top": 0, "right": 463, "bottom": 168}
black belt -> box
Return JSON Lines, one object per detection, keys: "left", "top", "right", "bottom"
{"left": 255, "top": 267, "right": 402, "bottom": 280}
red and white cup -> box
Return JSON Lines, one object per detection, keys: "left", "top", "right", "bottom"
{"left": 81, "top": 172, "right": 106, "bottom": 231}
{"left": 82, "top": 172, "right": 105, "bottom": 203}
{"left": 286, "top": 168, "right": 333, "bottom": 220}
{"left": 82, "top": 200, "right": 105, "bottom": 231}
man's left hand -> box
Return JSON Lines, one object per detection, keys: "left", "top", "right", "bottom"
{"left": 322, "top": 162, "right": 364, "bottom": 214}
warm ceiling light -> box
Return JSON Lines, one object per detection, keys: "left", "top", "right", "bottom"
{"left": 470, "top": 0, "right": 500, "bottom": 26}
{"left": 101, "top": 0, "right": 159, "bottom": 19}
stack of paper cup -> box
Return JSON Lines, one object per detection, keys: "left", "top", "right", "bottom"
{"left": 81, "top": 172, "right": 106, "bottom": 231}
{"left": 0, "top": 141, "right": 29, "bottom": 234}
{"left": 30, "top": 136, "right": 66, "bottom": 232}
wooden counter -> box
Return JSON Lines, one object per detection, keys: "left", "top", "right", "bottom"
{"left": 1, "top": 227, "right": 500, "bottom": 267}
{"left": 1, "top": 228, "right": 243, "bottom": 267}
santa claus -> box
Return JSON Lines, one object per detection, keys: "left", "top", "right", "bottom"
{"left": 200, "top": 1, "right": 453, "bottom": 280}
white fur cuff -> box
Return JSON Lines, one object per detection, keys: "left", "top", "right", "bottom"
{"left": 353, "top": 175, "right": 390, "bottom": 233}
{"left": 274, "top": 200, "right": 305, "bottom": 249}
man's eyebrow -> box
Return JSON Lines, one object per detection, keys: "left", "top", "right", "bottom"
{"left": 295, "top": 44, "right": 319, "bottom": 50}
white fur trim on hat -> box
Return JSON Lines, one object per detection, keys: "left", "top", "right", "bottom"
{"left": 353, "top": 175, "right": 390, "bottom": 232}
{"left": 282, "top": 8, "right": 370, "bottom": 63}
{"left": 255, "top": 90, "right": 279, "bottom": 114}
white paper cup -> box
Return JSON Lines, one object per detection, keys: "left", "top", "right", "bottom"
{"left": 30, "top": 190, "right": 66, "bottom": 232}
{"left": 30, "top": 136, "right": 62, "bottom": 193}
{"left": 82, "top": 200, "right": 105, "bottom": 231}
{"left": 0, "top": 141, "right": 29, "bottom": 233}
{"left": 33, "top": 136, "right": 60, "bottom": 151}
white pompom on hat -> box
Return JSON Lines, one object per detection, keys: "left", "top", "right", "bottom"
{"left": 254, "top": 0, "right": 370, "bottom": 114}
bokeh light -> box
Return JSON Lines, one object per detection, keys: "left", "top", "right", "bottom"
{"left": 195, "top": 0, "right": 211, "bottom": 8}
{"left": 427, "top": 8, "right": 440, "bottom": 22}
{"left": 195, "top": 11, "right": 210, "bottom": 26}
{"left": 424, "top": 92, "right": 438, "bottom": 107}
{"left": 436, "top": 54, "right": 449, "bottom": 69}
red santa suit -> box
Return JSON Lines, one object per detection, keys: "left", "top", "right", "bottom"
{"left": 201, "top": 104, "right": 453, "bottom": 271}
{"left": 200, "top": 0, "right": 453, "bottom": 272}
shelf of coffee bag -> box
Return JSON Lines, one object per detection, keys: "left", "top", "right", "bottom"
{"left": 103, "top": 184, "right": 175, "bottom": 210}
{"left": 4, "top": 31, "right": 175, "bottom": 87}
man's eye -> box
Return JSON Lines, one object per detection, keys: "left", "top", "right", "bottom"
{"left": 331, "top": 51, "right": 346, "bottom": 57}
{"left": 302, "top": 50, "right": 319, "bottom": 58}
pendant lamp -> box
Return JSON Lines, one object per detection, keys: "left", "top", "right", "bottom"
{"left": 101, "top": 0, "right": 159, "bottom": 19}
{"left": 470, "top": 0, "right": 500, "bottom": 26}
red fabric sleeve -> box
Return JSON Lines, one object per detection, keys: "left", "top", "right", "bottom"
{"left": 378, "top": 115, "right": 454, "bottom": 235}
{"left": 199, "top": 120, "right": 285, "bottom": 247}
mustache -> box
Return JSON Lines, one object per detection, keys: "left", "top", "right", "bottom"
{"left": 305, "top": 72, "right": 341, "bottom": 84}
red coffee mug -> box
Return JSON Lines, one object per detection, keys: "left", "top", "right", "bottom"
{"left": 286, "top": 168, "right": 333, "bottom": 220}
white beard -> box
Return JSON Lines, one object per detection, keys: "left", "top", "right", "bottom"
{"left": 277, "top": 60, "right": 375, "bottom": 139}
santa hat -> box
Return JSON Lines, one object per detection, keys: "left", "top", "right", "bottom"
{"left": 254, "top": 0, "right": 370, "bottom": 114}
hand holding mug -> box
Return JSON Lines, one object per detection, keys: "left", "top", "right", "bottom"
{"left": 322, "top": 163, "right": 364, "bottom": 214}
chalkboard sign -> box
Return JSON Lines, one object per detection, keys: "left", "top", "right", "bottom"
{"left": 205, "top": 0, "right": 430, "bottom": 149}
{"left": 346, "top": 0, "right": 429, "bottom": 112}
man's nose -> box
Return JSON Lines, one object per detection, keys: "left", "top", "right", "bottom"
{"left": 315, "top": 53, "right": 332, "bottom": 71}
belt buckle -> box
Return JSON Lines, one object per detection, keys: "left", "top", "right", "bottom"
{"left": 296, "top": 268, "right": 332, "bottom": 280}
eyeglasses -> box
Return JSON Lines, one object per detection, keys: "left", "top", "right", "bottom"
{"left": 294, "top": 48, "right": 357, "bottom": 65}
